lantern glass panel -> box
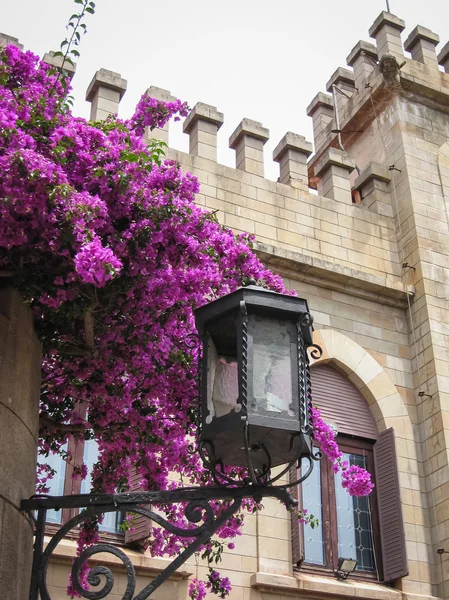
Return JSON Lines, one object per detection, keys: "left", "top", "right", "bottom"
{"left": 250, "top": 315, "right": 294, "bottom": 417}
{"left": 206, "top": 337, "right": 239, "bottom": 421}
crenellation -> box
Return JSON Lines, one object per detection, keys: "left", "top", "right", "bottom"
{"left": 144, "top": 86, "right": 176, "bottom": 144}
{"left": 272, "top": 132, "right": 312, "bottom": 186}
{"left": 404, "top": 26, "right": 440, "bottom": 68}
{"left": 369, "top": 11, "right": 406, "bottom": 60}
{"left": 347, "top": 40, "right": 378, "bottom": 92}
{"left": 306, "top": 92, "right": 334, "bottom": 153}
{"left": 0, "top": 32, "right": 23, "bottom": 49}
{"left": 183, "top": 102, "right": 223, "bottom": 161}
{"left": 42, "top": 50, "right": 76, "bottom": 80}
{"left": 315, "top": 148, "right": 355, "bottom": 204}
{"left": 326, "top": 67, "right": 356, "bottom": 116}
{"left": 354, "top": 162, "right": 392, "bottom": 216}
{"left": 229, "top": 118, "right": 269, "bottom": 177}
{"left": 438, "top": 41, "right": 449, "bottom": 73}
{"left": 86, "top": 68, "right": 127, "bottom": 121}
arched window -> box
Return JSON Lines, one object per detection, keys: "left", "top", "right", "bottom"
{"left": 291, "top": 364, "right": 408, "bottom": 583}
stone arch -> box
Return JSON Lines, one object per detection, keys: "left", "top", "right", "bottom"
{"left": 310, "top": 329, "right": 411, "bottom": 436}
{"left": 309, "top": 328, "right": 432, "bottom": 589}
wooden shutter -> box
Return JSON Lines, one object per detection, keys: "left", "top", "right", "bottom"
{"left": 311, "top": 365, "right": 377, "bottom": 440}
{"left": 124, "top": 470, "right": 152, "bottom": 546}
{"left": 374, "top": 428, "right": 408, "bottom": 582}
{"left": 289, "top": 463, "right": 304, "bottom": 568}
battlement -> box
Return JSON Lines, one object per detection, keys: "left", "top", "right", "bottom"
{"left": 2, "top": 9, "right": 449, "bottom": 308}
{"left": 1, "top": 9, "right": 448, "bottom": 205}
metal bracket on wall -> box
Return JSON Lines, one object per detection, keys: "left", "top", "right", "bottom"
{"left": 21, "top": 485, "right": 296, "bottom": 600}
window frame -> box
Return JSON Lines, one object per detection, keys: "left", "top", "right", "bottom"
{"left": 40, "top": 434, "right": 126, "bottom": 545}
{"left": 295, "top": 435, "right": 383, "bottom": 583}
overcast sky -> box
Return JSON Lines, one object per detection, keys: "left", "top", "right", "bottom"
{"left": 3, "top": 0, "right": 449, "bottom": 180}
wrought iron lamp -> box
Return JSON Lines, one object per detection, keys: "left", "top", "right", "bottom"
{"left": 22, "top": 282, "right": 322, "bottom": 600}
{"left": 194, "top": 281, "right": 321, "bottom": 487}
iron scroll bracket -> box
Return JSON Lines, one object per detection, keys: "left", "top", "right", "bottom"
{"left": 21, "top": 485, "right": 296, "bottom": 600}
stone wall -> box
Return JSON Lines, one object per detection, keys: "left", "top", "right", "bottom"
{"left": 0, "top": 289, "right": 41, "bottom": 600}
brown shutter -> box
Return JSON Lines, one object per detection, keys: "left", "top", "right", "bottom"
{"left": 124, "top": 470, "right": 152, "bottom": 546}
{"left": 311, "top": 365, "right": 377, "bottom": 439}
{"left": 289, "top": 463, "right": 304, "bottom": 568}
{"left": 374, "top": 428, "right": 408, "bottom": 582}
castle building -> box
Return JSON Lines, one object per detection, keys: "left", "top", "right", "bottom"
{"left": 2, "top": 7, "right": 449, "bottom": 600}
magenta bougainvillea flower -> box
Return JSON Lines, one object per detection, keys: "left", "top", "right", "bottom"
{"left": 0, "top": 43, "right": 373, "bottom": 598}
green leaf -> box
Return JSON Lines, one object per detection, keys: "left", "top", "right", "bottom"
{"left": 85, "top": 6, "right": 95, "bottom": 13}
{"left": 52, "top": 51, "right": 64, "bottom": 57}
{"left": 74, "top": 0, "right": 84, "bottom": 4}
{"left": 71, "top": 49, "right": 80, "bottom": 57}
{"left": 60, "top": 40, "right": 69, "bottom": 47}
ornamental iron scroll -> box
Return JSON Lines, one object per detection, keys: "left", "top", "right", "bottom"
{"left": 21, "top": 485, "right": 297, "bottom": 600}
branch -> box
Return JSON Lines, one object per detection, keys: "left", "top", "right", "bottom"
{"left": 39, "top": 416, "right": 86, "bottom": 433}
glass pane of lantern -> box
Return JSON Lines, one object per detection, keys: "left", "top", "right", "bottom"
{"left": 206, "top": 337, "right": 239, "bottom": 421}
{"left": 252, "top": 317, "right": 293, "bottom": 414}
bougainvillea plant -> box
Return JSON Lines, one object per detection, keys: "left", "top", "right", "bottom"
{"left": 0, "top": 13, "right": 372, "bottom": 599}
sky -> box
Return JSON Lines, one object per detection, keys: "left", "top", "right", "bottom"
{"left": 3, "top": 0, "right": 449, "bottom": 181}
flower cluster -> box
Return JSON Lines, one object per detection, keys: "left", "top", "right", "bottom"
{"left": 311, "top": 406, "right": 374, "bottom": 496}
{"left": 188, "top": 578, "right": 207, "bottom": 600}
{"left": 206, "top": 569, "right": 232, "bottom": 599}
{"left": 0, "top": 41, "right": 373, "bottom": 599}
{"left": 0, "top": 42, "right": 285, "bottom": 598}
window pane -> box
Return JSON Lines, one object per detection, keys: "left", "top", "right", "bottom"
{"left": 81, "top": 440, "right": 123, "bottom": 534}
{"left": 252, "top": 317, "right": 293, "bottom": 414}
{"left": 37, "top": 444, "right": 67, "bottom": 524}
{"left": 335, "top": 453, "right": 375, "bottom": 572}
{"left": 302, "top": 458, "right": 324, "bottom": 565}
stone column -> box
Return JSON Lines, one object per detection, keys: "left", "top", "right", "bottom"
{"left": 86, "top": 69, "right": 127, "bottom": 121}
{"left": 272, "top": 132, "right": 312, "bottom": 186}
{"left": 346, "top": 40, "right": 378, "bottom": 91}
{"left": 438, "top": 41, "right": 449, "bottom": 73}
{"left": 353, "top": 162, "right": 392, "bottom": 216}
{"left": 0, "top": 32, "right": 23, "bottom": 49}
{"left": 404, "top": 26, "right": 440, "bottom": 68}
{"left": 144, "top": 86, "right": 176, "bottom": 145}
{"left": 183, "top": 102, "right": 224, "bottom": 161}
{"left": 229, "top": 118, "right": 269, "bottom": 177}
{"left": 369, "top": 11, "right": 406, "bottom": 60}
{"left": 315, "top": 148, "right": 355, "bottom": 204}
{"left": 306, "top": 92, "right": 334, "bottom": 153}
{"left": 43, "top": 50, "right": 76, "bottom": 80}
{"left": 326, "top": 67, "right": 355, "bottom": 114}
{"left": 0, "top": 289, "right": 41, "bottom": 600}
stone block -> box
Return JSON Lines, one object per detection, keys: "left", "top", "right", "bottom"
{"left": 369, "top": 11, "right": 406, "bottom": 59}
{"left": 86, "top": 68, "right": 127, "bottom": 102}
{"left": 404, "top": 26, "right": 440, "bottom": 67}
{"left": 326, "top": 66, "right": 355, "bottom": 93}
{"left": 438, "top": 41, "right": 449, "bottom": 72}
{"left": 0, "top": 32, "right": 23, "bottom": 49}
{"left": 273, "top": 132, "right": 312, "bottom": 185}
{"left": 43, "top": 51, "right": 76, "bottom": 80}
{"left": 229, "top": 119, "right": 269, "bottom": 176}
{"left": 346, "top": 40, "right": 378, "bottom": 67}
{"left": 183, "top": 102, "right": 224, "bottom": 135}
{"left": 86, "top": 68, "right": 127, "bottom": 121}
{"left": 229, "top": 119, "right": 269, "bottom": 149}
{"left": 306, "top": 92, "right": 334, "bottom": 117}
{"left": 0, "top": 289, "right": 41, "bottom": 435}
{"left": 369, "top": 11, "right": 406, "bottom": 38}
{"left": 0, "top": 499, "right": 33, "bottom": 600}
